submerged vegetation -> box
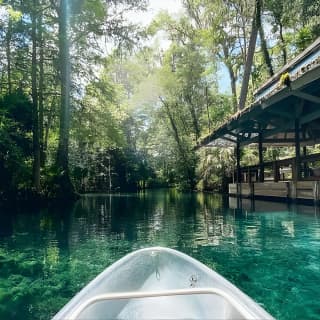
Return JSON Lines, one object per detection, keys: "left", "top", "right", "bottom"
{"left": 1, "top": 191, "right": 320, "bottom": 319}
{"left": 0, "top": 0, "right": 319, "bottom": 201}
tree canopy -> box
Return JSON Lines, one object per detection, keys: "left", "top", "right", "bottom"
{"left": 0, "top": 0, "right": 319, "bottom": 200}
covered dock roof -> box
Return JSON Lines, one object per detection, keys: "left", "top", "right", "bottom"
{"left": 198, "top": 37, "right": 320, "bottom": 148}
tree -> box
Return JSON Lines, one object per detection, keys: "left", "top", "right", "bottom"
{"left": 259, "top": 20, "right": 274, "bottom": 76}
{"left": 54, "top": 0, "right": 74, "bottom": 198}
{"left": 238, "top": 0, "right": 261, "bottom": 110}
{"left": 31, "top": 0, "right": 41, "bottom": 190}
{"left": 181, "top": 0, "right": 254, "bottom": 111}
{"left": 0, "top": 91, "right": 33, "bottom": 198}
{"left": 1, "top": 0, "right": 320, "bottom": 198}
{"left": 264, "top": 0, "right": 293, "bottom": 65}
{"left": 53, "top": 0, "right": 148, "bottom": 197}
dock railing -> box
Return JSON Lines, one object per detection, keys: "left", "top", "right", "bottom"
{"left": 230, "top": 153, "right": 320, "bottom": 203}
{"left": 235, "top": 152, "right": 320, "bottom": 183}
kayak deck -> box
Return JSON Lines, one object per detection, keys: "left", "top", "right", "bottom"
{"left": 69, "top": 288, "right": 254, "bottom": 319}
{"left": 53, "top": 247, "right": 274, "bottom": 320}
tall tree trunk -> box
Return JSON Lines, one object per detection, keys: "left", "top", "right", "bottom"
{"left": 160, "top": 99, "right": 184, "bottom": 156}
{"left": 57, "top": 0, "right": 70, "bottom": 170}
{"left": 259, "top": 24, "right": 274, "bottom": 76}
{"left": 185, "top": 94, "right": 200, "bottom": 140}
{"left": 160, "top": 97, "right": 195, "bottom": 188}
{"left": 257, "top": 0, "right": 273, "bottom": 77}
{"left": 0, "top": 72, "right": 5, "bottom": 94}
{"left": 205, "top": 86, "right": 211, "bottom": 133}
{"left": 222, "top": 44, "right": 237, "bottom": 112}
{"left": 31, "top": 0, "right": 41, "bottom": 191}
{"left": 56, "top": 0, "right": 75, "bottom": 198}
{"left": 6, "top": 19, "right": 12, "bottom": 95}
{"left": 239, "top": 2, "right": 248, "bottom": 62}
{"left": 38, "top": 10, "right": 45, "bottom": 166}
{"left": 44, "top": 97, "right": 56, "bottom": 155}
{"left": 279, "top": 23, "right": 287, "bottom": 65}
{"left": 227, "top": 64, "right": 237, "bottom": 112}
{"left": 238, "top": 0, "right": 261, "bottom": 110}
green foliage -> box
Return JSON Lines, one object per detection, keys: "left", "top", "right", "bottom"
{"left": 1, "top": 90, "right": 32, "bottom": 132}
{"left": 294, "top": 27, "right": 316, "bottom": 52}
{"left": 0, "top": 0, "right": 149, "bottom": 200}
{"left": 0, "top": 91, "right": 33, "bottom": 196}
{"left": 7, "top": 6, "right": 22, "bottom": 21}
{"left": 196, "top": 147, "right": 234, "bottom": 192}
{"left": 68, "top": 57, "right": 154, "bottom": 193}
{"left": 42, "top": 165, "right": 75, "bottom": 199}
{"left": 241, "top": 148, "right": 259, "bottom": 166}
{"left": 0, "top": 0, "right": 320, "bottom": 198}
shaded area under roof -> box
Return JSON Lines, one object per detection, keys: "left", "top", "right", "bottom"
{"left": 198, "top": 37, "right": 320, "bottom": 148}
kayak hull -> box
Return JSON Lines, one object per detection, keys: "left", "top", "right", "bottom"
{"left": 52, "top": 247, "right": 274, "bottom": 319}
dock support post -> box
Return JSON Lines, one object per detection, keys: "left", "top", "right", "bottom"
{"left": 236, "top": 140, "right": 241, "bottom": 184}
{"left": 294, "top": 118, "right": 301, "bottom": 182}
{"left": 303, "top": 145, "right": 308, "bottom": 178}
{"left": 258, "top": 132, "right": 264, "bottom": 182}
{"left": 273, "top": 162, "right": 280, "bottom": 182}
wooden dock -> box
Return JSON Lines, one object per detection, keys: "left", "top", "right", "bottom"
{"left": 229, "top": 181, "right": 320, "bottom": 203}
{"left": 198, "top": 37, "right": 320, "bottom": 204}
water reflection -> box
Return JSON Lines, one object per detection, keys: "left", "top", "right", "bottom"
{"left": 229, "top": 196, "right": 320, "bottom": 216}
{"left": 0, "top": 191, "right": 320, "bottom": 319}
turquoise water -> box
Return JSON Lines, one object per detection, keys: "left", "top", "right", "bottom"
{"left": 0, "top": 190, "right": 320, "bottom": 319}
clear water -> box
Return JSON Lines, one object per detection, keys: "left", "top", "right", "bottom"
{"left": 0, "top": 190, "right": 320, "bottom": 319}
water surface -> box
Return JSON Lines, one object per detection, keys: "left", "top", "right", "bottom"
{"left": 0, "top": 190, "right": 319, "bottom": 319}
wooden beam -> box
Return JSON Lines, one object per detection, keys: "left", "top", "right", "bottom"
{"left": 237, "top": 126, "right": 260, "bottom": 135}
{"left": 224, "top": 131, "right": 239, "bottom": 138}
{"left": 222, "top": 136, "right": 237, "bottom": 143}
{"left": 301, "top": 109, "right": 320, "bottom": 125}
{"left": 259, "top": 68, "right": 320, "bottom": 112}
{"left": 265, "top": 108, "right": 295, "bottom": 120}
{"left": 240, "top": 129, "right": 295, "bottom": 147}
{"left": 197, "top": 63, "right": 320, "bottom": 149}
{"left": 256, "top": 124, "right": 294, "bottom": 140}
{"left": 260, "top": 89, "right": 291, "bottom": 110}
{"left": 255, "top": 38, "right": 320, "bottom": 97}
{"left": 292, "top": 91, "right": 320, "bottom": 105}
{"left": 262, "top": 139, "right": 297, "bottom": 144}
{"left": 291, "top": 65, "right": 320, "bottom": 91}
